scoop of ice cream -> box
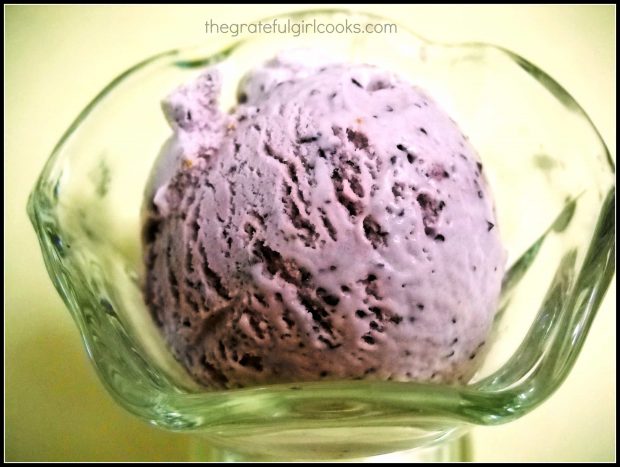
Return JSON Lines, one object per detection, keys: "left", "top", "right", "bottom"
{"left": 142, "top": 53, "right": 506, "bottom": 389}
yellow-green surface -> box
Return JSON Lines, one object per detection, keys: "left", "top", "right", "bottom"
{"left": 5, "top": 4, "right": 615, "bottom": 462}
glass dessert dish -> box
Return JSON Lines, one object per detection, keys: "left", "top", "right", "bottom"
{"left": 27, "top": 9, "right": 615, "bottom": 462}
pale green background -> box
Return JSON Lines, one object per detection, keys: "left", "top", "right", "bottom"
{"left": 5, "top": 4, "right": 615, "bottom": 462}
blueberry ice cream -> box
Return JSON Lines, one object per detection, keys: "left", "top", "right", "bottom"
{"left": 142, "top": 52, "right": 506, "bottom": 389}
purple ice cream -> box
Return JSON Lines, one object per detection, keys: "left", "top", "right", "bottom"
{"left": 142, "top": 53, "right": 506, "bottom": 389}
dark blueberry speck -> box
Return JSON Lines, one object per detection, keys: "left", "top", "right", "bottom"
{"left": 351, "top": 78, "right": 363, "bottom": 88}
{"left": 323, "top": 295, "right": 339, "bottom": 306}
{"left": 239, "top": 354, "right": 263, "bottom": 371}
{"left": 362, "top": 335, "right": 375, "bottom": 345}
{"left": 487, "top": 221, "right": 495, "bottom": 231}
{"left": 390, "top": 315, "right": 403, "bottom": 325}
{"left": 346, "top": 128, "right": 369, "bottom": 149}
{"left": 298, "top": 135, "right": 320, "bottom": 144}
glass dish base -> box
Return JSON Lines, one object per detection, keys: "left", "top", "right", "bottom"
{"left": 189, "top": 432, "right": 471, "bottom": 462}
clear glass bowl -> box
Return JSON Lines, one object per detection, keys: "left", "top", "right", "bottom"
{"left": 27, "top": 9, "right": 615, "bottom": 461}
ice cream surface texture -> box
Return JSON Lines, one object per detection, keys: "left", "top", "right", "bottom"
{"left": 142, "top": 52, "right": 506, "bottom": 389}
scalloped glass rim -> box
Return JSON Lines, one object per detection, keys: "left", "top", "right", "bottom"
{"left": 27, "top": 6, "right": 615, "bottom": 448}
